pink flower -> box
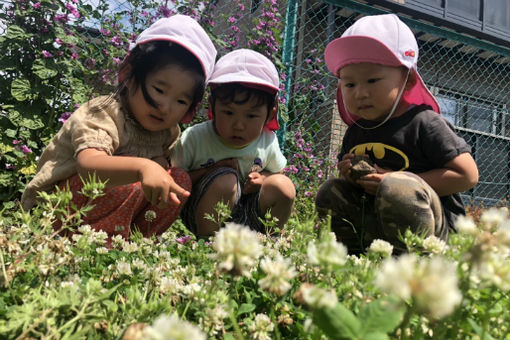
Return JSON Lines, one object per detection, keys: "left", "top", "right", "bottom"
{"left": 58, "top": 112, "right": 72, "bottom": 124}
{"left": 71, "top": 52, "right": 79, "bottom": 60}
{"left": 33, "top": 2, "right": 41, "bottom": 9}
{"left": 12, "top": 140, "right": 20, "bottom": 145}
{"left": 176, "top": 235, "right": 192, "bottom": 244}
{"left": 21, "top": 145, "right": 32, "bottom": 154}
{"left": 42, "top": 50, "right": 53, "bottom": 58}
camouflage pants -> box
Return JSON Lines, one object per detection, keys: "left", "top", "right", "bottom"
{"left": 315, "top": 172, "right": 448, "bottom": 254}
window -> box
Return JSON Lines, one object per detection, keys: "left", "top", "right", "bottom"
{"left": 485, "top": 0, "right": 510, "bottom": 31}
{"left": 448, "top": 0, "right": 481, "bottom": 19}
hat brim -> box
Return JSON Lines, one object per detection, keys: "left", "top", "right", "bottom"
{"left": 325, "top": 36, "right": 403, "bottom": 76}
{"left": 336, "top": 69, "right": 441, "bottom": 126}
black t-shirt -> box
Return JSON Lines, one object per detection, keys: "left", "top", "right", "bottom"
{"left": 339, "top": 105, "right": 472, "bottom": 231}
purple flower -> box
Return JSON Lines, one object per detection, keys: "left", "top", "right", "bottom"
{"left": 157, "top": 6, "right": 172, "bottom": 17}
{"left": 65, "top": 4, "right": 80, "bottom": 18}
{"left": 5, "top": 164, "right": 16, "bottom": 170}
{"left": 71, "top": 52, "right": 79, "bottom": 60}
{"left": 42, "top": 50, "right": 53, "bottom": 58}
{"left": 33, "top": 2, "right": 41, "bottom": 9}
{"left": 304, "top": 191, "right": 313, "bottom": 197}
{"left": 176, "top": 235, "right": 192, "bottom": 244}
{"left": 100, "top": 28, "right": 111, "bottom": 36}
{"left": 54, "top": 14, "right": 69, "bottom": 24}
{"left": 21, "top": 145, "right": 32, "bottom": 154}
{"left": 111, "top": 35, "right": 123, "bottom": 46}
{"left": 12, "top": 139, "right": 20, "bottom": 145}
{"left": 58, "top": 112, "right": 72, "bottom": 124}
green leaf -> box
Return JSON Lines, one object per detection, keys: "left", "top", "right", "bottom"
{"left": 6, "top": 25, "right": 31, "bottom": 40}
{"left": 358, "top": 298, "right": 404, "bottom": 335}
{"left": 237, "top": 303, "right": 256, "bottom": 316}
{"left": 362, "top": 332, "right": 390, "bottom": 340}
{"left": 11, "top": 79, "right": 32, "bottom": 102}
{"left": 32, "top": 61, "right": 58, "bottom": 80}
{"left": 467, "top": 318, "right": 497, "bottom": 340}
{"left": 223, "top": 334, "right": 235, "bottom": 340}
{"left": 313, "top": 303, "right": 362, "bottom": 340}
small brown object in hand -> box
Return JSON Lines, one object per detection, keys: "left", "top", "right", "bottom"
{"left": 349, "top": 156, "right": 376, "bottom": 182}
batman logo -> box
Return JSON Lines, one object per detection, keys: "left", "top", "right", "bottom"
{"left": 349, "top": 143, "right": 409, "bottom": 171}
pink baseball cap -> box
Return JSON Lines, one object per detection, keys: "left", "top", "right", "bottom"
{"left": 208, "top": 49, "right": 280, "bottom": 130}
{"left": 130, "top": 15, "right": 217, "bottom": 82}
{"left": 324, "top": 13, "right": 440, "bottom": 125}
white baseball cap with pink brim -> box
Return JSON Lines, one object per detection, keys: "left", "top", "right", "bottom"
{"left": 324, "top": 13, "right": 440, "bottom": 125}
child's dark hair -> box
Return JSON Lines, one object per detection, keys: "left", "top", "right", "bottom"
{"left": 210, "top": 83, "right": 277, "bottom": 119}
{"left": 118, "top": 41, "right": 205, "bottom": 112}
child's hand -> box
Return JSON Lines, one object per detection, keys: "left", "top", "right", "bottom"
{"left": 140, "top": 162, "right": 190, "bottom": 208}
{"left": 337, "top": 153, "right": 355, "bottom": 182}
{"left": 243, "top": 171, "right": 265, "bottom": 194}
{"left": 356, "top": 164, "right": 391, "bottom": 195}
{"left": 214, "top": 158, "right": 239, "bottom": 172}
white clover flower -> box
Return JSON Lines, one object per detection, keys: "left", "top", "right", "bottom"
{"left": 258, "top": 253, "right": 297, "bottom": 296}
{"left": 375, "top": 254, "right": 461, "bottom": 319}
{"left": 132, "top": 258, "right": 146, "bottom": 270}
{"left": 142, "top": 314, "right": 206, "bottom": 340}
{"left": 423, "top": 236, "right": 447, "bottom": 254}
{"left": 116, "top": 258, "right": 132, "bottom": 276}
{"left": 368, "top": 239, "right": 393, "bottom": 257}
{"left": 160, "top": 277, "right": 179, "bottom": 295}
{"left": 199, "top": 305, "right": 229, "bottom": 336}
{"left": 145, "top": 210, "right": 157, "bottom": 222}
{"left": 248, "top": 313, "right": 274, "bottom": 340}
{"left": 455, "top": 215, "right": 478, "bottom": 235}
{"left": 307, "top": 233, "right": 347, "bottom": 270}
{"left": 211, "top": 223, "right": 262, "bottom": 277}
{"left": 480, "top": 207, "right": 508, "bottom": 231}
{"left": 96, "top": 247, "right": 108, "bottom": 254}
{"left": 122, "top": 241, "right": 139, "bottom": 253}
{"left": 112, "top": 235, "right": 125, "bottom": 248}
{"left": 472, "top": 251, "right": 510, "bottom": 291}
{"left": 300, "top": 284, "right": 338, "bottom": 309}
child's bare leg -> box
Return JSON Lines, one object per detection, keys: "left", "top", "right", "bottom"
{"left": 258, "top": 174, "right": 296, "bottom": 228}
{"left": 195, "top": 173, "right": 238, "bottom": 236}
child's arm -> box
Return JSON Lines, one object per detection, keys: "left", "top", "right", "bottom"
{"left": 358, "top": 152, "right": 478, "bottom": 196}
{"left": 188, "top": 158, "right": 239, "bottom": 184}
{"left": 77, "top": 148, "right": 190, "bottom": 208}
{"left": 243, "top": 170, "right": 275, "bottom": 194}
{"left": 416, "top": 152, "right": 478, "bottom": 196}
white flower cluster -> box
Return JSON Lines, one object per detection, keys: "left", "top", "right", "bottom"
{"left": 297, "top": 283, "right": 338, "bottom": 309}
{"left": 211, "top": 223, "right": 262, "bottom": 277}
{"left": 142, "top": 314, "right": 206, "bottom": 340}
{"left": 466, "top": 208, "right": 510, "bottom": 290}
{"left": 307, "top": 232, "right": 347, "bottom": 271}
{"left": 375, "top": 254, "right": 462, "bottom": 319}
{"left": 258, "top": 253, "right": 297, "bottom": 296}
{"left": 368, "top": 239, "right": 393, "bottom": 257}
{"left": 248, "top": 313, "right": 274, "bottom": 340}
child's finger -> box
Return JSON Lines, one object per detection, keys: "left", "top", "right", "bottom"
{"left": 168, "top": 192, "right": 181, "bottom": 205}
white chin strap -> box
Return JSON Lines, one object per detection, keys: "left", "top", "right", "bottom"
{"left": 345, "top": 69, "right": 410, "bottom": 130}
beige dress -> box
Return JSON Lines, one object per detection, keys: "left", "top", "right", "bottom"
{"left": 21, "top": 95, "right": 180, "bottom": 210}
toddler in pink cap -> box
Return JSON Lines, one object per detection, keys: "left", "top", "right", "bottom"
{"left": 171, "top": 49, "right": 296, "bottom": 236}
{"left": 22, "top": 15, "right": 217, "bottom": 244}
{"left": 315, "top": 14, "right": 478, "bottom": 254}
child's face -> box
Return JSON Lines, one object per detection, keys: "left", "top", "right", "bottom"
{"left": 338, "top": 63, "right": 409, "bottom": 121}
{"left": 213, "top": 92, "right": 272, "bottom": 147}
{"left": 128, "top": 64, "right": 196, "bottom": 131}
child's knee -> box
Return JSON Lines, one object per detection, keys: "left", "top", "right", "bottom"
{"left": 208, "top": 173, "right": 238, "bottom": 197}
{"left": 261, "top": 174, "right": 296, "bottom": 201}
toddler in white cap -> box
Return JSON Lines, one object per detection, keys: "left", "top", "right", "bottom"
{"left": 22, "top": 14, "right": 217, "bottom": 245}
{"left": 315, "top": 14, "right": 478, "bottom": 254}
{"left": 172, "top": 49, "right": 296, "bottom": 236}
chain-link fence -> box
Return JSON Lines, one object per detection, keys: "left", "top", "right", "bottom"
{"left": 280, "top": 0, "right": 510, "bottom": 205}
{"left": 2, "top": 0, "right": 509, "bottom": 205}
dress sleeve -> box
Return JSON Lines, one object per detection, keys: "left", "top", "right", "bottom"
{"left": 170, "top": 128, "right": 194, "bottom": 171}
{"left": 69, "top": 100, "right": 120, "bottom": 157}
